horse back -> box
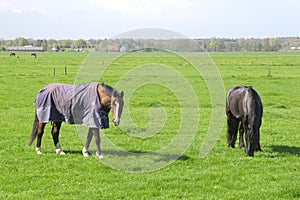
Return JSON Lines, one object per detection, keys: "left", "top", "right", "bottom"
{"left": 227, "top": 86, "right": 262, "bottom": 121}
{"left": 226, "top": 86, "right": 248, "bottom": 118}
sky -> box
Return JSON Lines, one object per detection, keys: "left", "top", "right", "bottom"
{"left": 0, "top": 0, "right": 299, "bottom": 40}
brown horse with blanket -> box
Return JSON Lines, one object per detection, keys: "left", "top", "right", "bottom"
{"left": 29, "top": 83, "right": 124, "bottom": 159}
{"left": 226, "top": 86, "right": 263, "bottom": 157}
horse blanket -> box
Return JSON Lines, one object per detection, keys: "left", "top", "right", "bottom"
{"left": 34, "top": 83, "right": 109, "bottom": 128}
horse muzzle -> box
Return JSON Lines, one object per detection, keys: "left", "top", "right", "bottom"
{"left": 112, "top": 118, "right": 120, "bottom": 126}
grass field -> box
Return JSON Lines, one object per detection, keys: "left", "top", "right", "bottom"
{"left": 0, "top": 51, "right": 299, "bottom": 199}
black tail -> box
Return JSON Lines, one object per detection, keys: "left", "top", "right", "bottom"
{"left": 29, "top": 112, "right": 39, "bottom": 146}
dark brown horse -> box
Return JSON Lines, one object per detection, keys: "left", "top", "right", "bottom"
{"left": 226, "top": 86, "right": 263, "bottom": 157}
{"left": 31, "top": 53, "right": 37, "bottom": 58}
{"left": 29, "top": 83, "right": 124, "bottom": 159}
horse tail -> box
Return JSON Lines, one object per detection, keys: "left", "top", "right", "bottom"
{"left": 245, "top": 87, "right": 263, "bottom": 153}
{"left": 29, "top": 112, "right": 39, "bottom": 146}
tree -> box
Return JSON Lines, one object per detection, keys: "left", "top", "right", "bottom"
{"left": 216, "top": 39, "right": 225, "bottom": 51}
{"left": 209, "top": 37, "right": 217, "bottom": 51}
{"left": 35, "top": 39, "right": 43, "bottom": 47}
{"left": 6, "top": 40, "right": 13, "bottom": 47}
{"left": 237, "top": 38, "right": 246, "bottom": 51}
{"left": 17, "top": 38, "right": 29, "bottom": 46}
{"left": 60, "top": 40, "right": 72, "bottom": 47}
{"left": 76, "top": 39, "right": 87, "bottom": 47}
{"left": 88, "top": 39, "right": 97, "bottom": 45}
{"left": 48, "top": 39, "right": 58, "bottom": 48}
{"left": 41, "top": 39, "right": 48, "bottom": 51}
{"left": 269, "top": 38, "right": 280, "bottom": 51}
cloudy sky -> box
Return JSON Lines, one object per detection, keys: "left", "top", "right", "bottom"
{"left": 0, "top": 0, "right": 299, "bottom": 39}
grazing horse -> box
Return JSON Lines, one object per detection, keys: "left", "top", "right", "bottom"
{"left": 226, "top": 86, "right": 263, "bottom": 157}
{"left": 9, "top": 52, "right": 16, "bottom": 57}
{"left": 31, "top": 53, "right": 37, "bottom": 58}
{"left": 29, "top": 83, "right": 124, "bottom": 159}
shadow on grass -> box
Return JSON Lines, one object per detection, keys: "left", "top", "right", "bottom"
{"left": 63, "top": 150, "right": 83, "bottom": 155}
{"left": 102, "top": 149, "right": 191, "bottom": 162}
{"left": 63, "top": 149, "right": 191, "bottom": 161}
{"left": 270, "top": 145, "right": 300, "bottom": 156}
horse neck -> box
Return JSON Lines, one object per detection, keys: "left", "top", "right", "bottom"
{"left": 97, "top": 85, "right": 112, "bottom": 108}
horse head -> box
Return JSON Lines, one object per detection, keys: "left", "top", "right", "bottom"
{"left": 98, "top": 84, "right": 124, "bottom": 126}
{"left": 111, "top": 90, "right": 124, "bottom": 126}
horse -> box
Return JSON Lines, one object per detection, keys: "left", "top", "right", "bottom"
{"left": 226, "top": 86, "right": 263, "bottom": 157}
{"left": 29, "top": 83, "right": 124, "bottom": 159}
{"left": 31, "top": 53, "right": 37, "bottom": 58}
{"left": 9, "top": 52, "right": 16, "bottom": 57}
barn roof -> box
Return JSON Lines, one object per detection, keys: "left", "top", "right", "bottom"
{"left": 107, "top": 45, "right": 119, "bottom": 51}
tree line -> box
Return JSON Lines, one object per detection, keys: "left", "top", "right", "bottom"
{"left": 1, "top": 37, "right": 300, "bottom": 52}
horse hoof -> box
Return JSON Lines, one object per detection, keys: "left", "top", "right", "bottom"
{"left": 96, "top": 153, "right": 104, "bottom": 159}
{"left": 56, "top": 149, "right": 66, "bottom": 155}
{"left": 82, "top": 152, "right": 89, "bottom": 157}
{"left": 36, "top": 147, "right": 42, "bottom": 155}
{"left": 255, "top": 148, "right": 263, "bottom": 152}
{"left": 82, "top": 147, "right": 89, "bottom": 157}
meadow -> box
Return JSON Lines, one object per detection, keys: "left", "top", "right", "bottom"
{"left": 0, "top": 51, "right": 299, "bottom": 199}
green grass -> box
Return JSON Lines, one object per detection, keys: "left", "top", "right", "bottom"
{"left": 0, "top": 51, "right": 299, "bottom": 199}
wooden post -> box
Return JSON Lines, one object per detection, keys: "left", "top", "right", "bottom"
{"left": 268, "top": 70, "right": 272, "bottom": 77}
{"left": 54, "top": 67, "right": 56, "bottom": 76}
{"left": 64, "top": 66, "right": 67, "bottom": 75}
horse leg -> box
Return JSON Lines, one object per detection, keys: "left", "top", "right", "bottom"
{"left": 242, "top": 116, "right": 254, "bottom": 156}
{"left": 51, "top": 122, "right": 65, "bottom": 155}
{"left": 226, "top": 113, "right": 239, "bottom": 148}
{"left": 245, "top": 135, "right": 255, "bottom": 157}
{"left": 245, "top": 126, "right": 255, "bottom": 157}
{"left": 254, "top": 127, "right": 263, "bottom": 152}
{"left": 36, "top": 122, "right": 46, "bottom": 154}
{"left": 238, "top": 119, "right": 246, "bottom": 148}
{"left": 82, "top": 128, "right": 93, "bottom": 157}
{"left": 91, "top": 128, "right": 103, "bottom": 159}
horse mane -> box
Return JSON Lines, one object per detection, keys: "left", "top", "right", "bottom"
{"left": 99, "top": 83, "right": 117, "bottom": 97}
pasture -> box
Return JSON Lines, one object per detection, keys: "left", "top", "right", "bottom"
{"left": 0, "top": 51, "right": 299, "bottom": 199}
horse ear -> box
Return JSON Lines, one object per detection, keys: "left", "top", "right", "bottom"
{"left": 112, "top": 90, "right": 117, "bottom": 97}
{"left": 120, "top": 91, "right": 124, "bottom": 97}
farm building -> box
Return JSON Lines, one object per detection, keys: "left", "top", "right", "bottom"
{"left": 7, "top": 45, "right": 44, "bottom": 52}
{"left": 107, "top": 45, "right": 119, "bottom": 52}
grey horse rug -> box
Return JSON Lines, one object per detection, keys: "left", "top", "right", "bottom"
{"left": 34, "top": 83, "right": 109, "bottom": 128}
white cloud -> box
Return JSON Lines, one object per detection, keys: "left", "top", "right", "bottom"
{"left": 98, "top": 0, "right": 190, "bottom": 19}
{"left": 0, "top": 1, "right": 22, "bottom": 13}
{"left": 0, "top": 2, "right": 7, "bottom": 10}
{"left": 30, "top": 6, "right": 46, "bottom": 14}
{"left": 98, "top": 0, "right": 159, "bottom": 17}
{"left": 11, "top": 7, "right": 22, "bottom": 14}
{"left": 0, "top": 0, "right": 300, "bottom": 39}
{"left": 0, "top": 1, "right": 47, "bottom": 14}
